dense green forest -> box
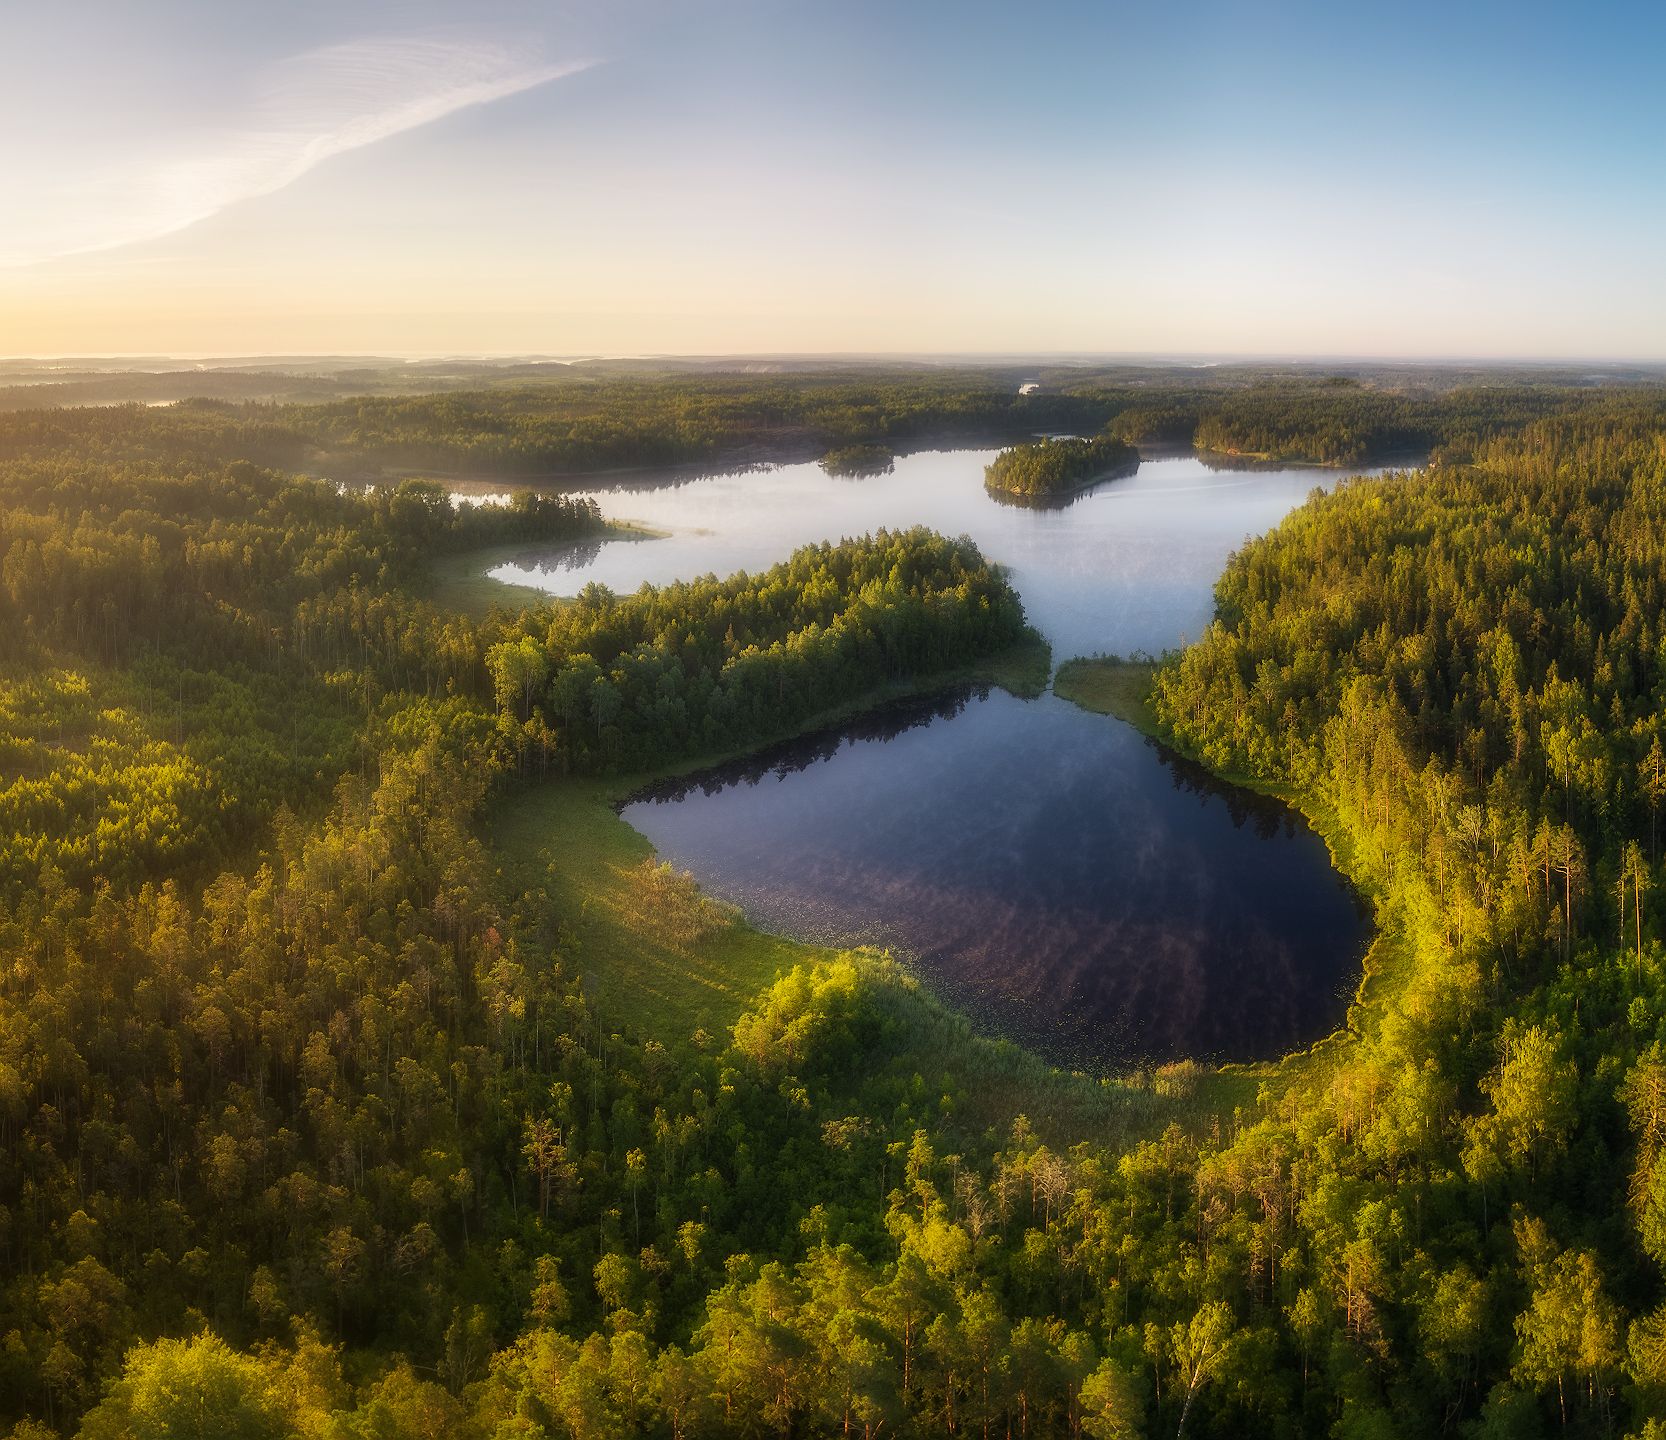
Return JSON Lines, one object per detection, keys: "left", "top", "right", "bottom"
{"left": 5, "top": 376, "right": 1666, "bottom": 1436}
{"left": 482, "top": 528, "right": 1028, "bottom": 774}
{"left": 984, "top": 435, "right": 1140, "bottom": 499}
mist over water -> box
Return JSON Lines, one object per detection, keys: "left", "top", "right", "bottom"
{"left": 486, "top": 449, "right": 1389, "bottom": 1064}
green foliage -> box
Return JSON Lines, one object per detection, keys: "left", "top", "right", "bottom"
{"left": 984, "top": 434, "right": 1139, "bottom": 498}
{"left": 268, "top": 373, "right": 1113, "bottom": 476}
{"left": 9, "top": 377, "right": 1666, "bottom": 1437}
{"left": 1187, "top": 380, "right": 1638, "bottom": 466}
{"left": 819, "top": 444, "right": 895, "bottom": 477}
{"left": 488, "top": 528, "right": 1032, "bottom": 773}
{"left": 77, "top": 1335, "right": 293, "bottom": 1440}
{"left": 1143, "top": 404, "right": 1666, "bottom": 1434}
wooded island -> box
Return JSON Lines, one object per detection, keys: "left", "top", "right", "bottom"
{"left": 982, "top": 433, "right": 1140, "bottom": 498}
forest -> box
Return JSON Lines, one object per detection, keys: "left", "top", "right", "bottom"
{"left": 983, "top": 435, "right": 1140, "bottom": 499}
{"left": 819, "top": 444, "right": 896, "bottom": 478}
{"left": 3, "top": 374, "right": 1666, "bottom": 1436}
{"left": 7, "top": 362, "right": 1653, "bottom": 484}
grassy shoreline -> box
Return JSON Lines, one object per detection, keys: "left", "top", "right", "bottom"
{"left": 1192, "top": 445, "right": 1431, "bottom": 472}
{"left": 489, "top": 632, "right": 1053, "bottom": 1027}
{"left": 1052, "top": 656, "right": 1160, "bottom": 732}
{"left": 484, "top": 632, "right": 1242, "bottom": 1144}
{"left": 460, "top": 521, "right": 1377, "bottom": 1140}
{"left": 485, "top": 638, "right": 1379, "bottom": 1141}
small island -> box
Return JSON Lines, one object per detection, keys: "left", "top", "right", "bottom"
{"left": 819, "top": 442, "right": 895, "bottom": 477}
{"left": 983, "top": 433, "right": 1139, "bottom": 499}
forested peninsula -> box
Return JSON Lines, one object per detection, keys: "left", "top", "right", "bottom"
{"left": 5, "top": 371, "right": 1666, "bottom": 1436}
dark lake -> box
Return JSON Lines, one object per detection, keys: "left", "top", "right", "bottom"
{"left": 620, "top": 687, "right": 1366, "bottom": 1064}
{"left": 471, "top": 448, "right": 1390, "bottom": 1065}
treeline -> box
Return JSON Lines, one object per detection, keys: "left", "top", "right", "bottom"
{"left": 1183, "top": 381, "right": 1666, "bottom": 467}
{"left": 1155, "top": 409, "right": 1666, "bottom": 926}
{"left": 1191, "top": 382, "right": 1428, "bottom": 465}
{"left": 0, "top": 410, "right": 602, "bottom": 669}
{"left": 7, "top": 370, "right": 1664, "bottom": 484}
{"left": 279, "top": 374, "right": 1666, "bottom": 476}
{"left": 275, "top": 377, "right": 1114, "bottom": 477}
{"left": 983, "top": 434, "right": 1139, "bottom": 498}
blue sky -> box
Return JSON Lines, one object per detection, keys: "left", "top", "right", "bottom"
{"left": 2, "top": 0, "right": 1662, "bottom": 357}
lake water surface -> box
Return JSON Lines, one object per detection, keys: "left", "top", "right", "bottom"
{"left": 481, "top": 450, "right": 1388, "bottom": 1065}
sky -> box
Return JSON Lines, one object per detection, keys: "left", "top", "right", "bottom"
{"left": 2, "top": 0, "right": 1664, "bottom": 360}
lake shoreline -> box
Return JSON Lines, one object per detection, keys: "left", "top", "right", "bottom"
{"left": 428, "top": 521, "right": 664, "bottom": 615}
{"left": 468, "top": 446, "right": 1386, "bottom": 1109}
{"left": 318, "top": 427, "right": 1059, "bottom": 493}
{"left": 1191, "top": 444, "right": 1431, "bottom": 472}
{"left": 983, "top": 456, "right": 1141, "bottom": 506}
{"left": 1051, "top": 655, "right": 1398, "bottom": 1096}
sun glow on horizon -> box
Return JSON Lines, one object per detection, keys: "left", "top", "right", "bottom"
{"left": 3, "top": 0, "right": 1665, "bottom": 359}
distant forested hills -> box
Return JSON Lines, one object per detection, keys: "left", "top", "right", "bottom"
{"left": 4, "top": 359, "right": 1662, "bottom": 477}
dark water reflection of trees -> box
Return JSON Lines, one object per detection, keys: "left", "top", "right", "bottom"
{"left": 623, "top": 688, "right": 1370, "bottom": 1069}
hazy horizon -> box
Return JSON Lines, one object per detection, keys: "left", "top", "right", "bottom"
{"left": 5, "top": 0, "right": 1664, "bottom": 358}
{"left": 7, "top": 351, "right": 1666, "bottom": 370}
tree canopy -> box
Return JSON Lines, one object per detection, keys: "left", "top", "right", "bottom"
{"left": 2, "top": 377, "right": 1666, "bottom": 1436}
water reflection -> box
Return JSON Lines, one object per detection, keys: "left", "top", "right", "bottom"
{"left": 632, "top": 687, "right": 982, "bottom": 799}
{"left": 622, "top": 688, "right": 1369, "bottom": 1065}
{"left": 981, "top": 474, "right": 1135, "bottom": 511}
{"left": 469, "top": 447, "right": 1404, "bottom": 1065}
{"left": 498, "top": 537, "right": 609, "bottom": 576}
{"left": 485, "top": 449, "right": 1405, "bottom": 661}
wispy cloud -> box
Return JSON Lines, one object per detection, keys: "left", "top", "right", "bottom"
{"left": 3, "top": 37, "right": 591, "bottom": 267}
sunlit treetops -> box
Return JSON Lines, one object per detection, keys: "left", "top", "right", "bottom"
{"left": 1, "top": 383, "right": 1666, "bottom": 1436}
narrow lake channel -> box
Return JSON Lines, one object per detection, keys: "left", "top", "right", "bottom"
{"left": 472, "top": 449, "right": 1391, "bottom": 1065}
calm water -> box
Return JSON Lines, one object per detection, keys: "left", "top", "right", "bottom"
{"left": 489, "top": 449, "right": 1364, "bottom": 660}
{"left": 479, "top": 449, "right": 1390, "bottom": 1064}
